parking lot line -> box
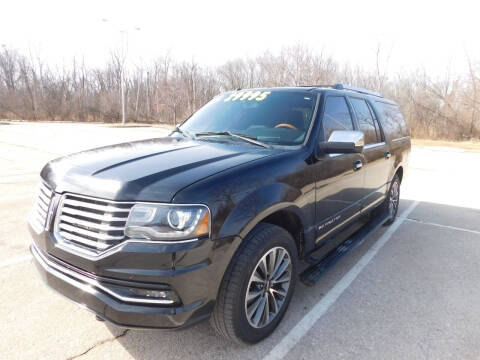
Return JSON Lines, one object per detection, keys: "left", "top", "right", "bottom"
{"left": 263, "top": 201, "right": 420, "bottom": 360}
{"left": 405, "top": 218, "right": 480, "bottom": 235}
{"left": 0, "top": 254, "right": 32, "bottom": 269}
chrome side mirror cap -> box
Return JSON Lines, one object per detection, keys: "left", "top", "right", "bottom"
{"left": 318, "top": 130, "right": 365, "bottom": 154}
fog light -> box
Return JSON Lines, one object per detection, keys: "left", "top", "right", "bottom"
{"left": 125, "top": 287, "right": 181, "bottom": 304}
{"left": 130, "top": 288, "right": 168, "bottom": 298}
{"left": 103, "top": 283, "right": 181, "bottom": 304}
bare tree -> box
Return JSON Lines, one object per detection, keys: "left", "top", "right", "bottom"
{"left": 1, "top": 44, "right": 480, "bottom": 140}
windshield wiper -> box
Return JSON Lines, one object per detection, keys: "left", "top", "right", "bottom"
{"left": 195, "top": 131, "right": 270, "bottom": 148}
{"left": 172, "top": 127, "right": 195, "bottom": 139}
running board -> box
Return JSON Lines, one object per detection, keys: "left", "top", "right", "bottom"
{"left": 300, "top": 210, "right": 389, "bottom": 286}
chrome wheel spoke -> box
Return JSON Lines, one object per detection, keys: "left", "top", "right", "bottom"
{"left": 267, "top": 250, "right": 276, "bottom": 277}
{"left": 269, "top": 291, "right": 279, "bottom": 313}
{"left": 247, "top": 295, "right": 263, "bottom": 319}
{"left": 272, "top": 258, "right": 289, "bottom": 281}
{"left": 272, "top": 249, "right": 286, "bottom": 276}
{"left": 259, "top": 257, "right": 268, "bottom": 278}
{"left": 246, "top": 289, "right": 263, "bottom": 302}
{"left": 264, "top": 294, "right": 270, "bottom": 324}
{"left": 251, "top": 295, "right": 266, "bottom": 327}
{"left": 272, "top": 272, "right": 290, "bottom": 284}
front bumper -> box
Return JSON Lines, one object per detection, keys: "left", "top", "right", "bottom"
{"left": 30, "top": 243, "right": 211, "bottom": 328}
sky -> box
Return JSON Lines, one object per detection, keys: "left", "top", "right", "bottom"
{"left": 1, "top": 0, "right": 478, "bottom": 78}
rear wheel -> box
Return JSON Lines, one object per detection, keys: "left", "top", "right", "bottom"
{"left": 210, "top": 223, "right": 298, "bottom": 343}
{"left": 383, "top": 174, "right": 401, "bottom": 226}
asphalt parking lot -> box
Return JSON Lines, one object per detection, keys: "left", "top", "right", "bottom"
{"left": 1, "top": 122, "right": 480, "bottom": 360}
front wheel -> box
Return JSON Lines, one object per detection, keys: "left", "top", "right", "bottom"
{"left": 210, "top": 223, "right": 298, "bottom": 343}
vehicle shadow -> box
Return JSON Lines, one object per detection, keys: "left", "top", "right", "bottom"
{"left": 106, "top": 199, "right": 480, "bottom": 359}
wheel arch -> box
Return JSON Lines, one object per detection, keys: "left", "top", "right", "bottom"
{"left": 261, "top": 207, "right": 305, "bottom": 257}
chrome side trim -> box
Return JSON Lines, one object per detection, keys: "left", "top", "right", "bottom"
{"left": 363, "top": 142, "right": 386, "bottom": 150}
{"left": 392, "top": 136, "right": 410, "bottom": 143}
{"left": 328, "top": 141, "right": 386, "bottom": 156}
{"left": 315, "top": 210, "right": 362, "bottom": 243}
{"left": 315, "top": 189, "right": 387, "bottom": 243}
{"left": 361, "top": 195, "right": 386, "bottom": 213}
{"left": 31, "top": 243, "right": 174, "bottom": 305}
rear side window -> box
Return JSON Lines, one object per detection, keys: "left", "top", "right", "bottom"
{"left": 374, "top": 102, "right": 409, "bottom": 139}
{"left": 322, "top": 96, "right": 354, "bottom": 140}
{"left": 350, "top": 98, "right": 381, "bottom": 144}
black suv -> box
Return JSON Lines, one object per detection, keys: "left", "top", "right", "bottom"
{"left": 29, "top": 84, "right": 410, "bottom": 343}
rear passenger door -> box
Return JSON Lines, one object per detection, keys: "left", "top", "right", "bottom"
{"left": 349, "top": 97, "right": 391, "bottom": 211}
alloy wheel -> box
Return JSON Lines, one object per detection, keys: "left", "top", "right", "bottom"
{"left": 245, "top": 246, "right": 292, "bottom": 328}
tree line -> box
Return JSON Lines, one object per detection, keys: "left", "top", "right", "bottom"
{"left": 0, "top": 45, "right": 479, "bottom": 140}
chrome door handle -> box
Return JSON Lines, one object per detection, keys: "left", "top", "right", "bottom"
{"left": 353, "top": 160, "right": 363, "bottom": 171}
{"left": 385, "top": 152, "right": 391, "bottom": 159}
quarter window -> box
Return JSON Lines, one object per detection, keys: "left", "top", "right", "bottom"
{"left": 350, "top": 98, "right": 381, "bottom": 144}
{"left": 322, "top": 96, "right": 354, "bottom": 140}
{"left": 374, "top": 101, "right": 409, "bottom": 139}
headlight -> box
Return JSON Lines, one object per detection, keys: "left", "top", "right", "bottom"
{"left": 124, "top": 204, "right": 210, "bottom": 241}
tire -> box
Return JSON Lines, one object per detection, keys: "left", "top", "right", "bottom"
{"left": 210, "top": 223, "right": 298, "bottom": 344}
{"left": 382, "top": 173, "right": 401, "bottom": 226}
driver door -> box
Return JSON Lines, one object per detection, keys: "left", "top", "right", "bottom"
{"left": 314, "top": 95, "right": 366, "bottom": 245}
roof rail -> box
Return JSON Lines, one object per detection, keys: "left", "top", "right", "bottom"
{"left": 332, "top": 83, "right": 383, "bottom": 98}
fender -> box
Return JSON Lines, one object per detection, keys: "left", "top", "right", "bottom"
{"left": 217, "top": 182, "right": 306, "bottom": 240}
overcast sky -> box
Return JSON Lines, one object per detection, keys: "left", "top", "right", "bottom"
{"left": 1, "top": 0, "right": 478, "bottom": 77}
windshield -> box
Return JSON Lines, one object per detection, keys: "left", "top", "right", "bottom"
{"left": 179, "top": 90, "right": 318, "bottom": 146}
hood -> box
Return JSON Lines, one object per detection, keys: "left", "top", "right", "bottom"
{"left": 41, "top": 137, "right": 276, "bottom": 202}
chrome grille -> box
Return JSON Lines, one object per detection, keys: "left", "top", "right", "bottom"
{"left": 55, "top": 194, "right": 133, "bottom": 254}
{"left": 30, "top": 182, "right": 54, "bottom": 233}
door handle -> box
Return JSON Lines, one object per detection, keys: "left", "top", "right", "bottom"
{"left": 385, "top": 151, "right": 391, "bottom": 159}
{"left": 353, "top": 160, "right": 363, "bottom": 171}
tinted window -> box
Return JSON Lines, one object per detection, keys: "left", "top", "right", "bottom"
{"left": 374, "top": 102, "right": 409, "bottom": 139}
{"left": 180, "top": 90, "right": 318, "bottom": 146}
{"left": 322, "top": 96, "right": 354, "bottom": 140}
{"left": 350, "top": 98, "right": 381, "bottom": 144}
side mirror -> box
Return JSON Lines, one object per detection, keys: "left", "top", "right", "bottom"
{"left": 318, "top": 130, "right": 364, "bottom": 155}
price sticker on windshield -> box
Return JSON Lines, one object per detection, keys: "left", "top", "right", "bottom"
{"left": 224, "top": 90, "right": 271, "bottom": 102}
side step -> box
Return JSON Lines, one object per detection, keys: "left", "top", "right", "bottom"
{"left": 300, "top": 210, "right": 389, "bottom": 286}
